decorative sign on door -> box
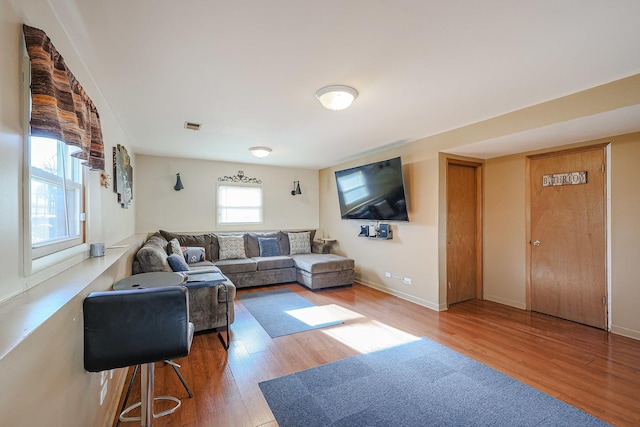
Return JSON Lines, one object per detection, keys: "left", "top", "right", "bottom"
{"left": 542, "top": 171, "right": 587, "bottom": 187}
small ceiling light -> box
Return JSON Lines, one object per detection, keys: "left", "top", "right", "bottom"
{"left": 315, "top": 85, "right": 358, "bottom": 110}
{"left": 250, "top": 146, "right": 272, "bottom": 158}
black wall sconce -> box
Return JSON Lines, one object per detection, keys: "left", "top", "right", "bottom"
{"left": 291, "top": 180, "right": 302, "bottom": 196}
{"left": 174, "top": 173, "right": 184, "bottom": 191}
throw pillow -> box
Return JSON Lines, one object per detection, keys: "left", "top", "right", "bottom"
{"left": 288, "top": 231, "right": 311, "bottom": 255}
{"left": 167, "top": 253, "right": 190, "bottom": 272}
{"left": 181, "top": 246, "right": 206, "bottom": 263}
{"left": 258, "top": 237, "right": 280, "bottom": 257}
{"left": 166, "top": 238, "right": 182, "bottom": 256}
{"left": 218, "top": 235, "right": 247, "bottom": 260}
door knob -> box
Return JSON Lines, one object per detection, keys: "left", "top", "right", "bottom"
{"left": 532, "top": 240, "right": 541, "bottom": 246}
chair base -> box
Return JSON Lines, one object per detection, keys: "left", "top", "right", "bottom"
{"left": 119, "top": 396, "right": 181, "bottom": 423}
{"left": 116, "top": 362, "right": 189, "bottom": 427}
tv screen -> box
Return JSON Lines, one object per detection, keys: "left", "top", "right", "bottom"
{"left": 335, "top": 157, "right": 409, "bottom": 221}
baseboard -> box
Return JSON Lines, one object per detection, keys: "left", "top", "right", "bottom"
{"left": 357, "top": 278, "right": 444, "bottom": 311}
{"left": 483, "top": 294, "right": 527, "bottom": 310}
{"left": 610, "top": 324, "right": 640, "bottom": 341}
{"left": 102, "top": 368, "right": 128, "bottom": 427}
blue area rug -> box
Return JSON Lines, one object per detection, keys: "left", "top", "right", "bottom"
{"left": 238, "top": 288, "right": 343, "bottom": 338}
{"left": 259, "top": 338, "right": 610, "bottom": 426}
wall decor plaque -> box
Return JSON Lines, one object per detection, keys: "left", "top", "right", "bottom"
{"left": 542, "top": 171, "right": 587, "bottom": 187}
{"left": 113, "top": 144, "right": 133, "bottom": 208}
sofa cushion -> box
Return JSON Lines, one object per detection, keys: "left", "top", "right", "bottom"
{"left": 246, "top": 232, "right": 282, "bottom": 257}
{"left": 167, "top": 238, "right": 182, "bottom": 256}
{"left": 182, "top": 246, "right": 207, "bottom": 263}
{"left": 167, "top": 253, "right": 190, "bottom": 272}
{"left": 280, "top": 230, "right": 316, "bottom": 255}
{"left": 288, "top": 231, "right": 311, "bottom": 255}
{"left": 188, "top": 260, "right": 218, "bottom": 273}
{"left": 159, "top": 230, "right": 218, "bottom": 261}
{"left": 215, "top": 258, "right": 257, "bottom": 274}
{"left": 254, "top": 256, "right": 294, "bottom": 271}
{"left": 258, "top": 237, "right": 280, "bottom": 257}
{"left": 136, "top": 233, "right": 172, "bottom": 273}
{"left": 218, "top": 235, "right": 247, "bottom": 260}
{"left": 292, "top": 253, "right": 355, "bottom": 274}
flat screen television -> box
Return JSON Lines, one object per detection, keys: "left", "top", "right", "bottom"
{"left": 335, "top": 157, "right": 409, "bottom": 221}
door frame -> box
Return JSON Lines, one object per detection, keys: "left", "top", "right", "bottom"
{"left": 525, "top": 143, "right": 610, "bottom": 328}
{"left": 446, "top": 158, "right": 484, "bottom": 306}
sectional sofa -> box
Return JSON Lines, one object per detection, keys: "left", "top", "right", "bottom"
{"left": 132, "top": 229, "right": 355, "bottom": 331}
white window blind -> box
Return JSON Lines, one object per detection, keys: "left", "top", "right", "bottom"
{"left": 217, "top": 184, "right": 263, "bottom": 224}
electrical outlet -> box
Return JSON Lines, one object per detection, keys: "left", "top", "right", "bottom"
{"left": 385, "top": 272, "right": 392, "bottom": 278}
{"left": 403, "top": 277, "right": 412, "bottom": 285}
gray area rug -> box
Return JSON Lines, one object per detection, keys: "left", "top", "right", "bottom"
{"left": 259, "top": 338, "right": 610, "bottom": 426}
{"left": 238, "top": 288, "right": 343, "bottom": 338}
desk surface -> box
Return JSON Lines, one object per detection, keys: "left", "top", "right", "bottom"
{"left": 113, "top": 272, "right": 185, "bottom": 290}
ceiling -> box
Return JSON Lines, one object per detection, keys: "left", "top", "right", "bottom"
{"left": 49, "top": 0, "right": 640, "bottom": 169}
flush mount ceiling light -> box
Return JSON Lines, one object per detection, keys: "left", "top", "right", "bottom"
{"left": 315, "top": 85, "right": 358, "bottom": 111}
{"left": 249, "top": 146, "right": 272, "bottom": 158}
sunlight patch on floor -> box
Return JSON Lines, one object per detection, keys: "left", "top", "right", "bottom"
{"left": 285, "top": 304, "right": 362, "bottom": 326}
{"left": 321, "top": 319, "right": 420, "bottom": 354}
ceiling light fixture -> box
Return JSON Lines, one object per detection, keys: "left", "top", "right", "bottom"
{"left": 249, "top": 146, "right": 272, "bottom": 158}
{"left": 315, "top": 85, "right": 358, "bottom": 111}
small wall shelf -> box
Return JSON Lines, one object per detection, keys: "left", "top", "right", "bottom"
{"left": 358, "top": 224, "right": 393, "bottom": 240}
{"left": 358, "top": 232, "right": 393, "bottom": 240}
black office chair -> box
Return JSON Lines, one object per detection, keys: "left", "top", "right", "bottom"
{"left": 83, "top": 286, "right": 194, "bottom": 427}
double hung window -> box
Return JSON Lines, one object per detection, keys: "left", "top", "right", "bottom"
{"left": 30, "top": 136, "right": 84, "bottom": 259}
{"left": 217, "top": 184, "right": 263, "bottom": 224}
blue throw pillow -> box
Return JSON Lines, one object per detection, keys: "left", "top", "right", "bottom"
{"left": 167, "top": 253, "right": 190, "bottom": 272}
{"left": 258, "top": 237, "right": 280, "bottom": 257}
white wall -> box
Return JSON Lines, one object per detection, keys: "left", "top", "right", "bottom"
{"left": 1, "top": 0, "right": 136, "bottom": 303}
{"left": 135, "top": 154, "right": 319, "bottom": 233}
{"left": 0, "top": 0, "right": 137, "bottom": 425}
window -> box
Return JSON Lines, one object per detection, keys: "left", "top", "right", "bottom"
{"left": 217, "top": 184, "right": 263, "bottom": 224}
{"left": 30, "top": 136, "right": 85, "bottom": 258}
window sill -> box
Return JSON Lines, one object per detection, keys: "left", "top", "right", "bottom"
{"left": 0, "top": 234, "right": 146, "bottom": 361}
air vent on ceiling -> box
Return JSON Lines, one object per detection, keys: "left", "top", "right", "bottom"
{"left": 184, "top": 121, "right": 202, "bottom": 131}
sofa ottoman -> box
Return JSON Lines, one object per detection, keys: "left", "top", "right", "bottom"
{"left": 292, "top": 253, "right": 355, "bottom": 290}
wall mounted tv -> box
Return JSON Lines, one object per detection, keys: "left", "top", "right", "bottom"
{"left": 335, "top": 157, "right": 409, "bottom": 221}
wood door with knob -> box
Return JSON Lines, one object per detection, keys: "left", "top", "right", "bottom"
{"left": 529, "top": 145, "right": 607, "bottom": 329}
{"left": 447, "top": 160, "right": 482, "bottom": 305}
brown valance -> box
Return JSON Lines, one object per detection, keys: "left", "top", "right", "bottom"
{"left": 23, "top": 24, "right": 105, "bottom": 171}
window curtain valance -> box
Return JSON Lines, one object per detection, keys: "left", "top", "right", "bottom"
{"left": 23, "top": 24, "right": 105, "bottom": 171}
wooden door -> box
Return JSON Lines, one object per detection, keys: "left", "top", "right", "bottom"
{"left": 447, "top": 161, "right": 481, "bottom": 305}
{"left": 529, "top": 146, "right": 607, "bottom": 329}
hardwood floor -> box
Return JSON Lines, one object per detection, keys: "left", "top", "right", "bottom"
{"left": 112, "top": 283, "right": 640, "bottom": 427}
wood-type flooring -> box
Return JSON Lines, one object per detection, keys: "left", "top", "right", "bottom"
{"left": 112, "top": 283, "right": 640, "bottom": 427}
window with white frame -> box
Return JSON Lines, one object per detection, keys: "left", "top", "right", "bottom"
{"left": 30, "top": 136, "right": 85, "bottom": 259}
{"left": 217, "top": 184, "right": 263, "bottom": 224}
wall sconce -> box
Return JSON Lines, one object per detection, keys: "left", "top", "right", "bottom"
{"left": 291, "top": 181, "right": 302, "bottom": 196}
{"left": 174, "top": 173, "right": 184, "bottom": 191}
